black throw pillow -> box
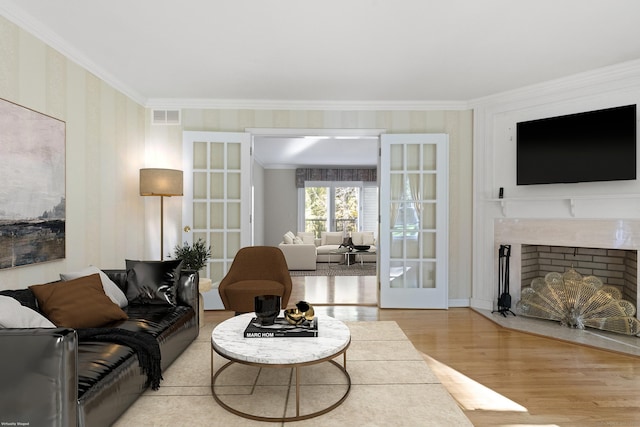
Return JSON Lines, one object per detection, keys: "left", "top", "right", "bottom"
{"left": 125, "top": 260, "right": 182, "bottom": 306}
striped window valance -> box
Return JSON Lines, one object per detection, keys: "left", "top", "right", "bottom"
{"left": 295, "top": 168, "right": 377, "bottom": 188}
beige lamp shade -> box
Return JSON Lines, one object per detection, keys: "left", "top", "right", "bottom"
{"left": 140, "top": 168, "right": 183, "bottom": 196}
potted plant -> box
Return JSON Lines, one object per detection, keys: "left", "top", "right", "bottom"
{"left": 170, "top": 238, "right": 211, "bottom": 273}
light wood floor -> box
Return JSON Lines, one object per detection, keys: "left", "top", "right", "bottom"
{"left": 205, "top": 275, "right": 640, "bottom": 426}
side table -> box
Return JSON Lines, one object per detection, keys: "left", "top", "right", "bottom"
{"left": 328, "top": 248, "right": 354, "bottom": 267}
{"left": 198, "top": 278, "right": 212, "bottom": 328}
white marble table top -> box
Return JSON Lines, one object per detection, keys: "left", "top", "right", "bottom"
{"left": 212, "top": 312, "right": 351, "bottom": 365}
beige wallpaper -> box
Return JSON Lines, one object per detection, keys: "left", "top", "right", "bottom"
{"left": 0, "top": 16, "right": 146, "bottom": 289}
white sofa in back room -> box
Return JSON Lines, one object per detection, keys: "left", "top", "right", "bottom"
{"left": 278, "top": 231, "right": 317, "bottom": 270}
{"left": 278, "top": 231, "right": 377, "bottom": 270}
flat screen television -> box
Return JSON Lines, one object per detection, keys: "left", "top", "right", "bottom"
{"left": 516, "top": 104, "right": 637, "bottom": 185}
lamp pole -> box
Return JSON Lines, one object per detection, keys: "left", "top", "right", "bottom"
{"left": 160, "top": 195, "right": 165, "bottom": 260}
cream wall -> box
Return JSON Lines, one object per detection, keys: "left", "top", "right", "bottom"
{"left": 0, "top": 16, "right": 147, "bottom": 289}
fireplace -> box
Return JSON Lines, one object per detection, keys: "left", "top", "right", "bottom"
{"left": 494, "top": 219, "right": 640, "bottom": 321}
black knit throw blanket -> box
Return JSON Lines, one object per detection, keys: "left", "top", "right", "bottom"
{"left": 77, "top": 328, "right": 163, "bottom": 390}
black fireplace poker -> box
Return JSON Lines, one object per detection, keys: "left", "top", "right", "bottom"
{"left": 493, "top": 244, "right": 516, "bottom": 318}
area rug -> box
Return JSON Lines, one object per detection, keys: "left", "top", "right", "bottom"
{"left": 114, "top": 321, "right": 471, "bottom": 426}
{"left": 289, "top": 262, "right": 377, "bottom": 277}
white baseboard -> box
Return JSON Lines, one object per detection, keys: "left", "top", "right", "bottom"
{"left": 470, "top": 298, "right": 493, "bottom": 311}
{"left": 448, "top": 298, "right": 470, "bottom": 308}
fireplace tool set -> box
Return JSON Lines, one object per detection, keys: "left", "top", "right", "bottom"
{"left": 493, "top": 244, "right": 515, "bottom": 317}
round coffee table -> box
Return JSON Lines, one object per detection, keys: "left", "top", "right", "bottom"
{"left": 211, "top": 313, "right": 351, "bottom": 422}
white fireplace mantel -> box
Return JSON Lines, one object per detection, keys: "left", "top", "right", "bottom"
{"left": 494, "top": 218, "right": 640, "bottom": 250}
{"left": 488, "top": 194, "right": 640, "bottom": 217}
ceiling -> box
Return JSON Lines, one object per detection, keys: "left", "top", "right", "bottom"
{"left": 2, "top": 0, "right": 640, "bottom": 167}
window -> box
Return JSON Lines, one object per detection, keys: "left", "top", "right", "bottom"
{"left": 304, "top": 185, "right": 328, "bottom": 238}
{"left": 301, "top": 181, "right": 377, "bottom": 238}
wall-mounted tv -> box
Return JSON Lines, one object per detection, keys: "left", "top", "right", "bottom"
{"left": 516, "top": 104, "right": 637, "bottom": 185}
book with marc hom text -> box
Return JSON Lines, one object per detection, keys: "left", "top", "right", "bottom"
{"left": 243, "top": 317, "right": 318, "bottom": 338}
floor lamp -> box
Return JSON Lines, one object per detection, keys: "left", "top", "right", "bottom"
{"left": 140, "top": 168, "right": 183, "bottom": 260}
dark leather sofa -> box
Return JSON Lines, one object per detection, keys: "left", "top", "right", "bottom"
{"left": 0, "top": 269, "right": 199, "bottom": 427}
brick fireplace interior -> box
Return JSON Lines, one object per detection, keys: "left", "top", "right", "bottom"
{"left": 521, "top": 245, "right": 638, "bottom": 307}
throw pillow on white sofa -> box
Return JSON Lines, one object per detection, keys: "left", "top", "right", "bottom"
{"left": 351, "top": 232, "right": 375, "bottom": 246}
{"left": 283, "top": 231, "right": 295, "bottom": 244}
{"left": 297, "top": 232, "right": 315, "bottom": 244}
{"left": 321, "top": 232, "right": 343, "bottom": 246}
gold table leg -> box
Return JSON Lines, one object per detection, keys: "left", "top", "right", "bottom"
{"left": 211, "top": 347, "right": 351, "bottom": 422}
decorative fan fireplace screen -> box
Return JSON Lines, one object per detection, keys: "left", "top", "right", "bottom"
{"left": 516, "top": 269, "right": 640, "bottom": 336}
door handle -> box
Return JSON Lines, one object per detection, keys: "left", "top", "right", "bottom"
{"left": 184, "top": 226, "right": 191, "bottom": 232}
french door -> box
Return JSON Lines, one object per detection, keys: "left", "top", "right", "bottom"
{"left": 379, "top": 134, "right": 449, "bottom": 309}
{"left": 182, "top": 131, "right": 251, "bottom": 309}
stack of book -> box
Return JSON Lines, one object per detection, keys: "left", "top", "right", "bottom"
{"left": 244, "top": 317, "right": 318, "bottom": 338}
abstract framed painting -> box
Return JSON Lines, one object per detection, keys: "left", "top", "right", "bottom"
{"left": 0, "top": 98, "right": 66, "bottom": 269}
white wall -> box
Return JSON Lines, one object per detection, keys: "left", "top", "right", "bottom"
{"left": 472, "top": 61, "right": 640, "bottom": 310}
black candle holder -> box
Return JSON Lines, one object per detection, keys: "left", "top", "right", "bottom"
{"left": 254, "top": 295, "right": 280, "bottom": 326}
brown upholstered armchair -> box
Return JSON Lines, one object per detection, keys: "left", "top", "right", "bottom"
{"left": 218, "top": 246, "right": 293, "bottom": 314}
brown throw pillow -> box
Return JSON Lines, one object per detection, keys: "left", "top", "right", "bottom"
{"left": 29, "top": 274, "right": 128, "bottom": 328}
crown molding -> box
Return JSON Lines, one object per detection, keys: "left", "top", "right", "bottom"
{"left": 470, "top": 59, "right": 640, "bottom": 110}
{"left": 0, "top": 4, "right": 148, "bottom": 106}
{"left": 144, "top": 98, "right": 470, "bottom": 111}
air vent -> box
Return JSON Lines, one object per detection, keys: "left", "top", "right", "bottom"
{"left": 151, "top": 109, "right": 181, "bottom": 125}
